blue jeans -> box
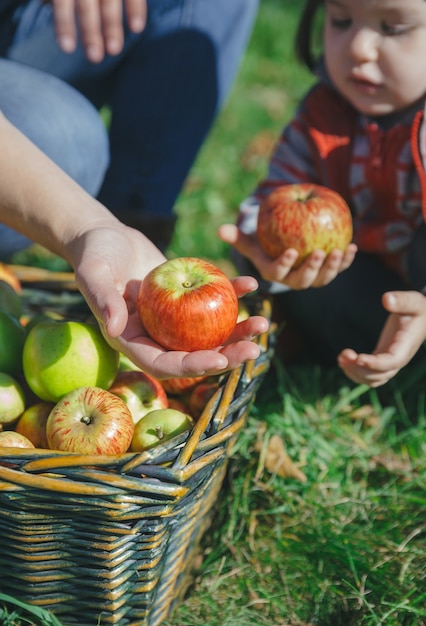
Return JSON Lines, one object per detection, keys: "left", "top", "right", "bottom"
{"left": 0, "top": 0, "right": 259, "bottom": 257}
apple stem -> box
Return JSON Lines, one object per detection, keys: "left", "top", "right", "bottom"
{"left": 81, "top": 415, "right": 92, "bottom": 426}
{"left": 155, "top": 426, "right": 164, "bottom": 440}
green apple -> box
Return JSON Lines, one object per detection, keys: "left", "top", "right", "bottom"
{"left": 23, "top": 320, "right": 119, "bottom": 402}
{"left": 0, "top": 309, "right": 26, "bottom": 376}
{"left": 0, "top": 372, "right": 26, "bottom": 429}
{"left": 0, "top": 280, "right": 22, "bottom": 319}
{"left": 118, "top": 352, "right": 141, "bottom": 372}
{"left": 130, "top": 408, "right": 194, "bottom": 451}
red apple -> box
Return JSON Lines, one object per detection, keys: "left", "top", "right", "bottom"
{"left": 167, "top": 397, "right": 191, "bottom": 414}
{"left": 161, "top": 374, "right": 208, "bottom": 396}
{"left": 109, "top": 370, "right": 168, "bottom": 424}
{"left": 46, "top": 386, "right": 134, "bottom": 455}
{"left": 257, "top": 184, "right": 353, "bottom": 267}
{"left": 188, "top": 380, "right": 220, "bottom": 419}
{"left": 130, "top": 408, "right": 194, "bottom": 452}
{"left": 0, "top": 430, "right": 35, "bottom": 449}
{"left": 137, "top": 257, "right": 239, "bottom": 352}
{"left": 15, "top": 401, "right": 54, "bottom": 449}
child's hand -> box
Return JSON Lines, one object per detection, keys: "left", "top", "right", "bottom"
{"left": 71, "top": 223, "right": 269, "bottom": 379}
{"left": 338, "top": 291, "right": 426, "bottom": 387}
{"left": 219, "top": 224, "right": 357, "bottom": 289}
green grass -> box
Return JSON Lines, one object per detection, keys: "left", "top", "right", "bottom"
{"left": 3, "top": 0, "right": 426, "bottom": 624}
{"left": 163, "top": 361, "right": 426, "bottom": 626}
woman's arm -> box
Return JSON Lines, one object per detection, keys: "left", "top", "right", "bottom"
{"left": 0, "top": 113, "right": 268, "bottom": 377}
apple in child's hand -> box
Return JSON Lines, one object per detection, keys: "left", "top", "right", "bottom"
{"left": 46, "top": 387, "right": 134, "bottom": 455}
{"left": 137, "top": 257, "right": 239, "bottom": 352}
{"left": 257, "top": 184, "right": 353, "bottom": 267}
{"left": 23, "top": 320, "right": 119, "bottom": 402}
{"left": 109, "top": 370, "right": 168, "bottom": 424}
{"left": 0, "top": 372, "right": 26, "bottom": 430}
{"left": 131, "top": 408, "right": 194, "bottom": 452}
{"left": 15, "top": 401, "right": 54, "bottom": 449}
{"left": 0, "top": 430, "right": 35, "bottom": 449}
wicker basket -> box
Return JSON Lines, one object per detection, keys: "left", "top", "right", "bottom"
{"left": 0, "top": 294, "right": 273, "bottom": 626}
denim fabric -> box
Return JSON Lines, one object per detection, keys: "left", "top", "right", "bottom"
{"left": 0, "top": 0, "right": 258, "bottom": 258}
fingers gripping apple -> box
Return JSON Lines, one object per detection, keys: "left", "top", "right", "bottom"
{"left": 137, "top": 257, "right": 239, "bottom": 351}
{"left": 257, "top": 184, "right": 353, "bottom": 266}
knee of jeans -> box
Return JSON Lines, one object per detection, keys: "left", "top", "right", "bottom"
{"left": 0, "top": 64, "right": 109, "bottom": 196}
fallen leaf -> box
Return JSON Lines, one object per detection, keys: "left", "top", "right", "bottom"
{"left": 263, "top": 434, "right": 307, "bottom": 482}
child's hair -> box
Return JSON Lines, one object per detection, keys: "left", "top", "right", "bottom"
{"left": 294, "top": 0, "right": 324, "bottom": 72}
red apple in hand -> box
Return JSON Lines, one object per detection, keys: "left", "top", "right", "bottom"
{"left": 109, "top": 370, "right": 168, "bottom": 424}
{"left": 137, "top": 257, "right": 239, "bottom": 352}
{"left": 257, "top": 184, "right": 353, "bottom": 267}
{"left": 46, "top": 387, "right": 134, "bottom": 455}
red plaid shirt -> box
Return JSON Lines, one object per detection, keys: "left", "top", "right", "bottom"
{"left": 240, "top": 82, "right": 426, "bottom": 279}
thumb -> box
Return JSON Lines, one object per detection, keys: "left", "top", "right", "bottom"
{"left": 76, "top": 272, "right": 129, "bottom": 338}
{"left": 218, "top": 224, "right": 263, "bottom": 261}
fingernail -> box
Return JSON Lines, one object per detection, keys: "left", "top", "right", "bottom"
{"left": 130, "top": 16, "right": 145, "bottom": 32}
{"left": 58, "top": 36, "right": 75, "bottom": 53}
{"left": 86, "top": 45, "right": 103, "bottom": 63}
{"left": 106, "top": 38, "right": 122, "bottom": 55}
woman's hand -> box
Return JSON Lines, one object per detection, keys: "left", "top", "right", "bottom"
{"left": 49, "top": 0, "right": 147, "bottom": 62}
{"left": 70, "top": 223, "right": 269, "bottom": 378}
{"left": 338, "top": 290, "right": 426, "bottom": 387}
{"left": 219, "top": 224, "right": 357, "bottom": 289}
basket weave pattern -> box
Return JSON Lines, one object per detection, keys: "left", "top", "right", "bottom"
{"left": 0, "top": 299, "right": 272, "bottom": 626}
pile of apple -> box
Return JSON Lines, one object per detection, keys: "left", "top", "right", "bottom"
{"left": 0, "top": 260, "right": 230, "bottom": 456}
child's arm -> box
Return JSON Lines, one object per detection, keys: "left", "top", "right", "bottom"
{"left": 337, "top": 291, "right": 426, "bottom": 387}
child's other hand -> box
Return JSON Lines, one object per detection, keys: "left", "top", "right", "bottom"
{"left": 219, "top": 224, "right": 357, "bottom": 289}
{"left": 338, "top": 290, "right": 426, "bottom": 387}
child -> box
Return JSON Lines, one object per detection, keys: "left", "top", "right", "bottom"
{"left": 220, "top": 0, "right": 426, "bottom": 387}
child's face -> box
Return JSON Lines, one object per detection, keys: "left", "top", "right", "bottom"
{"left": 324, "top": 0, "right": 426, "bottom": 116}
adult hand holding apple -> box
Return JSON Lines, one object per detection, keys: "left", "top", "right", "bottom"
{"left": 68, "top": 224, "right": 268, "bottom": 381}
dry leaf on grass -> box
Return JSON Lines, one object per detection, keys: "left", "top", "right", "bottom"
{"left": 256, "top": 432, "right": 307, "bottom": 482}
